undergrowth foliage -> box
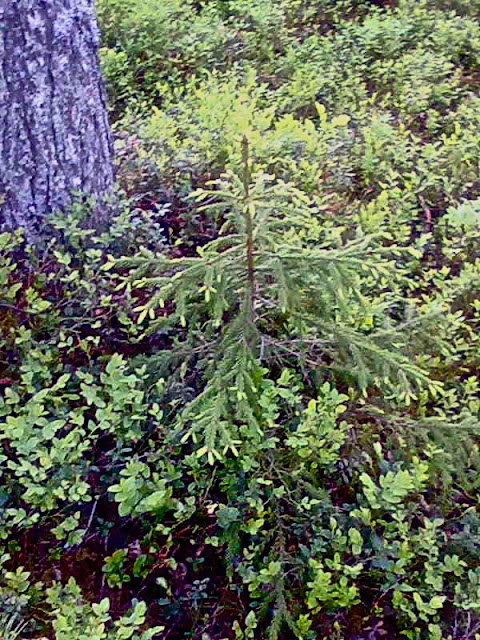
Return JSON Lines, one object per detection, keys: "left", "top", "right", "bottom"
{"left": 2, "top": 0, "right": 480, "bottom": 638}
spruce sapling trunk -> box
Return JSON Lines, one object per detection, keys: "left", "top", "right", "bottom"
{"left": 241, "top": 135, "right": 256, "bottom": 329}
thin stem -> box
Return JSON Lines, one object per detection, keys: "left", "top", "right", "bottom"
{"left": 242, "top": 135, "right": 256, "bottom": 327}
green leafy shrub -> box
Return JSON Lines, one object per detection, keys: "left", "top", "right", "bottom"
{"left": 47, "top": 579, "right": 163, "bottom": 639}
{"left": 97, "top": 0, "right": 231, "bottom": 113}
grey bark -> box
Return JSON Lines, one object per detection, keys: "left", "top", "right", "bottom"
{"left": 0, "top": 0, "right": 114, "bottom": 237}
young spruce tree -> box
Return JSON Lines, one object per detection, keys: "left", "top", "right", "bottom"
{"left": 110, "top": 137, "right": 440, "bottom": 463}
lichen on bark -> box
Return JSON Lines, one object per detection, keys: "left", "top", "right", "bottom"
{"left": 0, "top": 0, "right": 114, "bottom": 237}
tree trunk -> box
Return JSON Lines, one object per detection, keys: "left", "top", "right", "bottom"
{"left": 0, "top": 0, "right": 114, "bottom": 238}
